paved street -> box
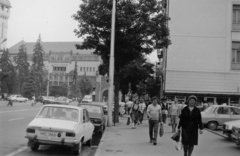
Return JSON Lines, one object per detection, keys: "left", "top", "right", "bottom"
{"left": 96, "top": 118, "right": 240, "bottom": 156}
{"left": 0, "top": 101, "right": 101, "bottom": 156}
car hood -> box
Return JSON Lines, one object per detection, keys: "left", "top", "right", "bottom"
{"left": 224, "top": 120, "right": 240, "bottom": 129}
{"left": 28, "top": 118, "right": 77, "bottom": 132}
{"left": 88, "top": 112, "right": 102, "bottom": 119}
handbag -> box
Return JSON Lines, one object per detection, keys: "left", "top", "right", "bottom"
{"left": 171, "top": 131, "right": 180, "bottom": 142}
{"left": 175, "top": 139, "right": 182, "bottom": 151}
{"left": 126, "top": 117, "right": 131, "bottom": 125}
{"left": 159, "top": 124, "right": 164, "bottom": 137}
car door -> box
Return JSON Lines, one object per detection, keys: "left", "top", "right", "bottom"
{"left": 230, "top": 107, "right": 240, "bottom": 121}
{"left": 215, "top": 107, "right": 231, "bottom": 125}
{"left": 82, "top": 109, "right": 90, "bottom": 141}
{"left": 85, "top": 110, "right": 93, "bottom": 140}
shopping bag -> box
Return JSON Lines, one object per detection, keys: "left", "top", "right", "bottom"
{"left": 175, "top": 140, "right": 182, "bottom": 151}
{"left": 167, "top": 117, "right": 171, "bottom": 126}
{"left": 159, "top": 124, "right": 164, "bottom": 137}
{"left": 126, "top": 117, "right": 131, "bottom": 125}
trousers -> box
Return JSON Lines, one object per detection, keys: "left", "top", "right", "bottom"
{"left": 149, "top": 120, "right": 159, "bottom": 141}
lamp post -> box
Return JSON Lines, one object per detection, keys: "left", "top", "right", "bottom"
{"left": 107, "top": 0, "right": 116, "bottom": 127}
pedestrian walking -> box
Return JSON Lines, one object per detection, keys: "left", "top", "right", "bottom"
{"left": 138, "top": 98, "right": 146, "bottom": 124}
{"left": 147, "top": 96, "right": 163, "bottom": 145}
{"left": 7, "top": 99, "right": 13, "bottom": 107}
{"left": 130, "top": 100, "right": 139, "bottom": 129}
{"left": 169, "top": 98, "right": 180, "bottom": 133}
{"left": 161, "top": 98, "right": 169, "bottom": 124}
{"left": 178, "top": 95, "right": 203, "bottom": 156}
{"left": 31, "top": 96, "right": 36, "bottom": 106}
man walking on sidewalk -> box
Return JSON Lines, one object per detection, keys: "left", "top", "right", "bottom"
{"left": 138, "top": 98, "right": 146, "bottom": 124}
{"left": 147, "top": 96, "right": 163, "bottom": 145}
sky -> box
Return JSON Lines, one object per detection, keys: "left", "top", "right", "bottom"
{"left": 7, "top": 0, "right": 158, "bottom": 63}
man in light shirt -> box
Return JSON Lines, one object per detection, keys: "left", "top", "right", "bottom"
{"left": 169, "top": 98, "right": 180, "bottom": 133}
{"left": 147, "top": 96, "right": 163, "bottom": 145}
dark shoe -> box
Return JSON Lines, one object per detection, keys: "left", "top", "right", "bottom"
{"left": 153, "top": 139, "right": 157, "bottom": 145}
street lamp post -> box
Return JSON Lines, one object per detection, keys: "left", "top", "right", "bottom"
{"left": 107, "top": 0, "right": 116, "bottom": 127}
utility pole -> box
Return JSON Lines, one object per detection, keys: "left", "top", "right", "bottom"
{"left": 107, "top": 0, "right": 116, "bottom": 127}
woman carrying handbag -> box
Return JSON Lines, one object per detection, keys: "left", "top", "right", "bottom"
{"left": 177, "top": 95, "right": 203, "bottom": 156}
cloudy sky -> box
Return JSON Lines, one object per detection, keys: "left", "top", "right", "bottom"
{"left": 8, "top": 0, "right": 158, "bottom": 62}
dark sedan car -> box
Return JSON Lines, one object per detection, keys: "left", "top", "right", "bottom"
{"left": 78, "top": 103, "right": 106, "bottom": 134}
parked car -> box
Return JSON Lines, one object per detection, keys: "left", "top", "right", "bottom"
{"left": 35, "top": 96, "right": 44, "bottom": 103}
{"left": 231, "top": 124, "right": 240, "bottom": 146}
{"left": 9, "top": 95, "right": 28, "bottom": 102}
{"left": 222, "top": 120, "right": 240, "bottom": 140}
{"left": 78, "top": 102, "right": 106, "bottom": 134}
{"left": 201, "top": 105, "right": 240, "bottom": 130}
{"left": 52, "top": 97, "right": 69, "bottom": 105}
{"left": 25, "top": 105, "right": 94, "bottom": 155}
{"left": 42, "top": 97, "right": 55, "bottom": 104}
{"left": 81, "top": 95, "right": 92, "bottom": 103}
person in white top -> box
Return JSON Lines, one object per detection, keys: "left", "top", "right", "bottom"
{"left": 138, "top": 98, "right": 146, "bottom": 124}
{"left": 147, "top": 96, "right": 163, "bottom": 145}
{"left": 169, "top": 98, "right": 180, "bottom": 133}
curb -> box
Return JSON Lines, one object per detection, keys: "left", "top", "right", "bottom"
{"left": 204, "top": 128, "right": 227, "bottom": 139}
{"left": 94, "top": 127, "right": 108, "bottom": 156}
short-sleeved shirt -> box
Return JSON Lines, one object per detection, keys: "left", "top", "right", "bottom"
{"left": 147, "top": 104, "right": 161, "bottom": 120}
{"left": 127, "top": 101, "right": 133, "bottom": 108}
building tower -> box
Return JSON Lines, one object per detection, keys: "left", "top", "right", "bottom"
{"left": 0, "top": 0, "right": 11, "bottom": 49}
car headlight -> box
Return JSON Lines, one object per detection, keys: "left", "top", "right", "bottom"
{"left": 66, "top": 132, "right": 75, "bottom": 137}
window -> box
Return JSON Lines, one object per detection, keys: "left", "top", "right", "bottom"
{"left": 232, "top": 42, "right": 240, "bottom": 63}
{"left": 230, "top": 108, "right": 240, "bottom": 115}
{"left": 1, "top": 23, "right": 4, "bottom": 38}
{"left": 217, "top": 107, "right": 230, "bottom": 115}
{"left": 87, "top": 67, "right": 88, "bottom": 71}
{"left": 90, "top": 67, "right": 92, "bottom": 72}
{"left": 80, "top": 67, "right": 82, "bottom": 71}
{"left": 83, "top": 67, "right": 85, "bottom": 71}
{"left": 233, "top": 5, "right": 240, "bottom": 30}
{"left": 93, "top": 67, "right": 95, "bottom": 72}
{"left": 53, "top": 66, "right": 66, "bottom": 72}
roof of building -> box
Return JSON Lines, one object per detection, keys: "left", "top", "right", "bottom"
{"left": 0, "top": 0, "right": 11, "bottom": 8}
{"left": 9, "top": 41, "right": 95, "bottom": 55}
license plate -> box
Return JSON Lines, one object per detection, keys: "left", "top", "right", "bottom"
{"left": 40, "top": 131, "right": 58, "bottom": 138}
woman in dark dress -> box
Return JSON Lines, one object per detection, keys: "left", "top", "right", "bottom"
{"left": 178, "top": 95, "right": 203, "bottom": 156}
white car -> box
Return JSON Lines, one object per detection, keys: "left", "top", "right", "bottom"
{"left": 222, "top": 120, "right": 240, "bottom": 139}
{"left": 81, "top": 95, "right": 92, "bottom": 103}
{"left": 25, "top": 105, "right": 94, "bottom": 155}
{"left": 10, "top": 95, "right": 28, "bottom": 102}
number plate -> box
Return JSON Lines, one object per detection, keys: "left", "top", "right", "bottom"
{"left": 39, "top": 131, "right": 58, "bottom": 138}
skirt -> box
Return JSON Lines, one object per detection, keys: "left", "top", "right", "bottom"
{"left": 182, "top": 128, "right": 199, "bottom": 145}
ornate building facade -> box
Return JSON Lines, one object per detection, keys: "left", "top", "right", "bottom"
{"left": 0, "top": 0, "right": 10, "bottom": 49}
{"left": 8, "top": 41, "right": 109, "bottom": 102}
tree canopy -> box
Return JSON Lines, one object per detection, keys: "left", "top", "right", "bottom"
{"left": 73, "top": 0, "right": 171, "bottom": 122}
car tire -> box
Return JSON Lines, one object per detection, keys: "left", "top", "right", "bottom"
{"left": 73, "top": 140, "right": 82, "bottom": 155}
{"left": 207, "top": 121, "right": 218, "bottom": 130}
{"left": 86, "top": 138, "right": 92, "bottom": 147}
{"left": 31, "top": 143, "right": 39, "bottom": 151}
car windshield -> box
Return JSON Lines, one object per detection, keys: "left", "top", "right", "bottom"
{"left": 37, "top": 106, "right": 79, "bottom": 122}
{"left": 202, "top": 106, "right": 215, "bottom": 113}
{"left": 80, "top": 105, "right": 101, "bottom": 113}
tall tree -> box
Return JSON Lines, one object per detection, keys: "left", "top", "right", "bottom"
{"left": 16, "top": 41, "right": 29, "bottom": 93}
{"left": 32, "top": 35, "right": 45, "bottom": 96}
{"left": 69, "top": 61, "right": 80, "bottom": 98}
{"left": 73, "top": 0, "right": 170, "bottom": 122}
{"left": 0, "top": 49, "right": 16, "bottom": 94}
{"left": 78, "top": 75, "right": 93, "bottom": 97}
{"left": 21, "top": 69, "right": 36, "bottom": 99}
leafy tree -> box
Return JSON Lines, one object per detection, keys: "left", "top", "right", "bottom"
{"left": 0, "top": 49, "right": 16, "bottom": 94}
{"left": 21, "top": 69, "right": 36, "bottom": 99}
{"left": 73, "top": 0, "right": 170, "bottom": 122}
{"left": 16, "top": 42, "right": 29, "bottom": 93}
{"left": 69, "top": 61, "right": 80, "bottom": 98}
{"left": 146, "top": 77, "right": 161, "bottom": 99}
{"left": 32, "top": 35, "right": 45, "bottom": 96}
{"left": 78, "top": 75, "right": 93, "bottom": 97}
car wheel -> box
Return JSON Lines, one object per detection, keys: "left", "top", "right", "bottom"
{"left": 207, "top": 121, "right": 218, "bottom": 130}
{"left": 31, "top": 143, "right": 39, "bottom": 151}
{"left": 227, "top": 133, "right": 232, "bottom": 140}
{"left": 86, "top": 138, "right": 92, "bottom": 147}
{"left": 74, "top": 140, "right": 82, "bottom": 155}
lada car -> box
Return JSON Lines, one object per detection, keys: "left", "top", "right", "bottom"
{"left": 231, "top": 124, "right": 240, "bottom": 146}
{"left": 222, "top": 120, "right": 240, "bottom": 140}
{"left": 25, "top": 105, "right": 94, "bottom": 155}
{"left": 201, "top": 105, "right": 240, "bottom": 130}
{"left": 9, "top": 95, "right": 28, "bottom": 102}
{"left": 78, "top": 103, "right": 106, "bottom": 134}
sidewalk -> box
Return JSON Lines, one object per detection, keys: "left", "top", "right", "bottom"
{"left": 95, "top": 117, "right": 184, "bottom": 156}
